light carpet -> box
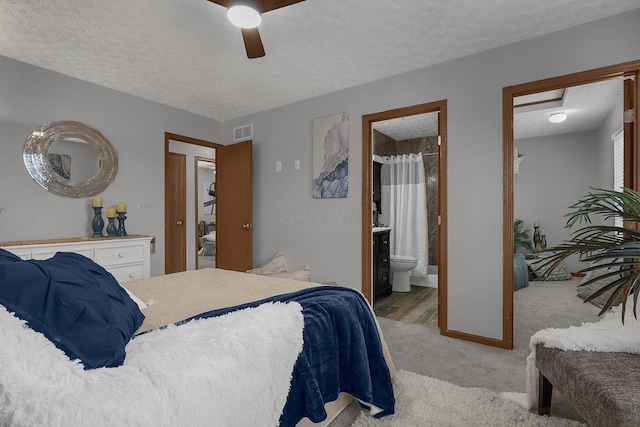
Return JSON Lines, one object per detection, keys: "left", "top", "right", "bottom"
{"left": 351, "top": 370, "right": 584, "bottom": 427}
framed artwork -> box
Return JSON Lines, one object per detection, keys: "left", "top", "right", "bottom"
{"left": 312, "top": 112, "right": 349, "bottom": 198}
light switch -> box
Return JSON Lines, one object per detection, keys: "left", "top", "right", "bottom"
{"left": 138, "top": 202, "right": 152, "bottom": 212}
{"left": 294, "top": 160, "right": 300, "bottom": 170}
{"left": 276, "top": 161, "right": 282, "bottom": 172}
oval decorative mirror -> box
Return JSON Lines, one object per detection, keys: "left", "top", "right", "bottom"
{"left": 23, "top": 121, "right": 118, "bottom": 198}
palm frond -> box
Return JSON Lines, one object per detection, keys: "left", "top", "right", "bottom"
{"left": 538, "top": 188, "right": 640, "bottom": 322}
{"left": 514, "top": 218, "right": 533, "bottom": 252}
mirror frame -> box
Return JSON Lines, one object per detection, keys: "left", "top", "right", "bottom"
{"left": 23, "top": 121, "right": 118, "bottom": 198}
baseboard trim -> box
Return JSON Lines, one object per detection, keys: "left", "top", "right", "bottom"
{"left": 441, "top": 328, "right": 511, "bottom": 349}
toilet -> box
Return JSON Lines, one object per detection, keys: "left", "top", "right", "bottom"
{"left": 390, "top": 255, "right": 417, "bottom": 292}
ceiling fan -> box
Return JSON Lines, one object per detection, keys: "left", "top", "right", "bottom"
{"left": 207, "top": 0, "right": 305, "bottom": 59}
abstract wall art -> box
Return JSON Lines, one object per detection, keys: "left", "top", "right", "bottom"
{"left": 312, "top": 112, "right": 349, "bottom": 198}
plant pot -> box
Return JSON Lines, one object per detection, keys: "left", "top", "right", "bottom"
{"left": 514, "top": 254, "right": 529, "bottom": 291}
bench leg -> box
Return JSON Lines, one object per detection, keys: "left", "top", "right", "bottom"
{"left": 537, "top": 372, "right": 553, "bottom": 416}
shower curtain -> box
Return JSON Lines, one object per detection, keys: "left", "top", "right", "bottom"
{"left": 378, "top": 153, "right": 429, "bottom": 278}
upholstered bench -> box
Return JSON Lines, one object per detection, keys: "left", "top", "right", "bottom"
{"left": 536, "top": 344, "right": 640, "bottom": 426}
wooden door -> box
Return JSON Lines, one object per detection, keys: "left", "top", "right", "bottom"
{"left": 216, "top": 140, "right": 253, "bottom": 271}
{"left": 624, "top": 74, "right": 637, "bottom": 189}
{"left": 165, "top": 152, "right": 187, "bottom": 273}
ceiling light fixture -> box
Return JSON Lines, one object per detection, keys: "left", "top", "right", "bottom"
{"left": 548, "top": 112, "right": 568, "bottom": 123}
{"left": 227, "top": 1, "right": 262, "bottom": 29}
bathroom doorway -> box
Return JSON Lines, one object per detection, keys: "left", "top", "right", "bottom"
{"left": 362, "top": 100, "right": 449, "bottom": 333}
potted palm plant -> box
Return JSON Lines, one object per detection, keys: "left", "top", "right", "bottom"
{"left": 538, "top": 188, "right": 640, "bottom": 321}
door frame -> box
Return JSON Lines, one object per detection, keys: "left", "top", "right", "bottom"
{"left": 502, "top": 60, "right": 640, "bottom": 349}
{"left": 164, "top": 133, "right": 221, "bottom": 273}
{"left": 362, "top": 100, "right": 448, "bottom": 331}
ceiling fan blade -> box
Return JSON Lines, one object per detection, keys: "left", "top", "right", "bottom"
{"left": 206, "top": 0, "right": 229, "bottom": 7}
{"left": 207, "top": 0, "right": 304, "bottom": 13}
{"left": 257, "top": 0, "right": 304, "bottom": 13}
{"left": 241, "top": 28, "right": 265, "bottom": 58}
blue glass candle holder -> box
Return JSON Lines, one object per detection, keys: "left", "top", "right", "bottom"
{"left": 116, "top": 211, "right": 128, "bottom": 236}
{"left": 106, "top": 217, "right": 118, "bottom": 237}
{"left": 92, "top": 207, "right": 104, "bottom": 237}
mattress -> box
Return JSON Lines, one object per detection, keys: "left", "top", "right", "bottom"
{"left": 125, "top": 268, "right": 396, "bottom": 426}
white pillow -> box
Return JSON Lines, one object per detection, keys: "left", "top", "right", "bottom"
{"left": 247, "top": 252, "right": 288, "bottom": 275}
{"left": 122, "top": 286, "right": 147, "bottom": 310}
{"left": 265, "top": 266, "right": 310, "bottom": 281}
{"left": 204, "top": 231, "right": 216, "bottom": 242}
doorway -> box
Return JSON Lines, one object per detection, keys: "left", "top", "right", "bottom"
{"left": 164, "top": 133, "right": 253, "bottom": 274}
{"left": 195, "top": 156, "right": 216, "bottom": 270}
{"left": 503, "top": 60, "right": 640, "bottom": 349}
{"left": 362, "top": 100, "right": 448, "bottom": 333}
{"left": 165, "top": 133, "right": 219, "bottom": 274}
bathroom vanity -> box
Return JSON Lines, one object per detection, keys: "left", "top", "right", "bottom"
{"left": 372, "top": 161, "right": 382, "bottom": 214}
{"left": 373, "top": 228, "right": 391, "bottom": 301}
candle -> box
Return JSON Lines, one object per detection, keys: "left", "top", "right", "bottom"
{"left": 92, "top": 196, "right": 103, "bottom": 207}
{"left": 106, "top": 207, "right": 117, "bottom": 217}
{"left": 117, "top": 202, "right": 127, "bottom": 212}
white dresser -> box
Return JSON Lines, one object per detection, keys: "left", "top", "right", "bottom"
{"left": 0, "top": 235, "right": 153, "bottom": 283}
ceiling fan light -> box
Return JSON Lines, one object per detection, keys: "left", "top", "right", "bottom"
{"left": 549, "top": 112, "right": 568, "bottom": 123}
{"left": 227, "top": 4, "right": 262, "bottom": 29}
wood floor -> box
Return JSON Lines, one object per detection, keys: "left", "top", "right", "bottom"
{"left": 374, "top": 285, "right": 438, "bottom": 328}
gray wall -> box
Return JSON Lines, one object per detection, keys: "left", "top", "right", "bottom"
{"left": 513, "top": 95, "right": 624, "bottom": 275}
{"left": 1, "top": 10, "right": 639, "bottom": 341}
{"left": 222, "top": 10, "right": 640, "bottom": 340}
{"left": 514, "top": 131, "right": 599, "bottom": 273}
{"left": 0, "top": 55, "right": 223, "bottom": 276}
{"left": 597, "top": 99, "right": 624, "bottom": 190}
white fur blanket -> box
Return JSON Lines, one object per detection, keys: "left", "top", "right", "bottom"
{"left": 526, "top": 299, "right": 640, "bottom": 409}
{"left": 0, "top": 302, "right": 304, "bottom": 427}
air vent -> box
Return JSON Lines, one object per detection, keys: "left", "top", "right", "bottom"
{"left": 233, "top": 124, "right": 253, "bottom": 142}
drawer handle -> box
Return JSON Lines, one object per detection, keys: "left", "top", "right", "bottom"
{"left": 118, "top": 252, "right": 126, "bottom": 258}
{"left": 129, "top": 272, "right": 136, "bottom": 279}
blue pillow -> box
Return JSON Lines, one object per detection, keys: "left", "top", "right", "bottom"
{"left": 0, "top": 248, "right": 144, "bottom": 369}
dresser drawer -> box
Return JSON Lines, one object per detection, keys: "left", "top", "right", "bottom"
{"left": 31, "top": 247, "right": 94, "bottom": 260}
{"left": 5, "top": 248, "right": 33, "bottom": 260}
{"left": 107, "top": 263, "right": 146, "bottom": 283}
{"left": 95, "top": 244, "right": 145, "bottom": 266}
{"left": 1, "top": 236, "right": 152, "bottom": 281}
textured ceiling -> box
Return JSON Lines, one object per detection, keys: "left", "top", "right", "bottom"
{"left": 373, "top": 113, "right": 439, "bottom": 141}
{"left": 0, "top": 0, "right": 638, "bottom": 122}
{"left": 371, "top": 79, "right": 623, "bottom": 142}
{"left": 514, "top": 78, "right": 623, "bottom": 140}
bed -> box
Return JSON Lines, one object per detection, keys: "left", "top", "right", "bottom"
{"left": 0, "top": 249, "right": 396, "bottom": 427}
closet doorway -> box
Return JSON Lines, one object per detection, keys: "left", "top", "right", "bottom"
{"left": 362, "top": 100, "right": 449, "bottom": 333}
{"left": 503, "top": 60, "right": 640, "bottom": 349}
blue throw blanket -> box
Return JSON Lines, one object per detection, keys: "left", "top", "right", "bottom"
{"left": 175, "top": 286, "right": 395, "bottom": 426}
